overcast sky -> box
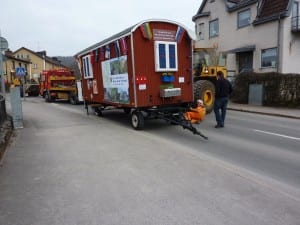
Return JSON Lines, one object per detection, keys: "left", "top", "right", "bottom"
{"left": 0, "top": 0, "right": 202, "bottom": 56}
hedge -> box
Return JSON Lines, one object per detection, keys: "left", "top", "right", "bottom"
{"left": 231, "top": 72, "right": 300, "bottom": 107}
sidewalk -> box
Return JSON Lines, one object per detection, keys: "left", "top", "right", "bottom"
{"left": 0, "top": 116, "right": 13, "bottom": 162}
{"left": 228, "top": 102, "right": 300, "bottom": 120}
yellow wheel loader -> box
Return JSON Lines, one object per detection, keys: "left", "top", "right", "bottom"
{"left": 193, "top": 48, "right": 227, "bottom": 113}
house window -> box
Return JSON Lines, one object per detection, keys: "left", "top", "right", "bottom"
{"left": 293, "top": 1, "right": 299, "bottom": 17}
{"left": 82, "top": 55, "right": 94, "bottom": 79}
{"left": 154, "top": 41, "right": 178, "bottom": 72}
{"left": 198, "top": 23, "right": 205, "bottom": 40}
{"left": 32, "top": 64, "right": 38, "bottom": 69}
{"left": 292, "top": 1, "right": 299, "bottom": 29}
{"left": 261, "top": 48, "right": 277, "bottom": 68}
{"left": 209, "top": 19, "right": 219, "bottom": 38}
{"left": 238, "top": 9, "right": 251, "bottom": 28}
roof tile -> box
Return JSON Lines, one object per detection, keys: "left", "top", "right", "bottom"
{"left": 257, "top": 0, "right": 289, "bottom": 19}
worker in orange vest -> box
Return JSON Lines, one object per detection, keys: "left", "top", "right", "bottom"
{"left": 184, "top": 99, "right": 206, "bottom": 124}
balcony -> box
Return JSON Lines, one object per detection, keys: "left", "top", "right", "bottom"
{"left": 291, "top": 16, "right": 300, "bottom": 32}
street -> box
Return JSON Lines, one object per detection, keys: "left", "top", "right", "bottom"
{"left": 1, "top": 96, "right": 300, "bottom": 225}
{"left": 149, "top": 108, "right": 300, "bottom": 191}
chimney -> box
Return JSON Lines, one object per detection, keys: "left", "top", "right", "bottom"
{"left": 37, "top": 50, "right": 47, "bottom": 57}
{"left": 5, "top": 49, "right": 13, "bottom": 56}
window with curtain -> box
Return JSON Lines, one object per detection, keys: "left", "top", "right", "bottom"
{"left": 82, "top": 55, "right": 94, "bottom": 79}
{"left": 209, "top": 19, "right": 219, "bottom": 38}
{"left": 261, "top": 48, "right": 277, "bottom": 68}
{"left": 198, "top": 23, "right": 205, "bottom": 40}
{"left": 154, "top": 41, "right": 178, "bottom": 72}
{"left": 238, "top": 9, "right": 251, "bottom": 28}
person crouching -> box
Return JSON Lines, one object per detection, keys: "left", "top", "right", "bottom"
{"left": 184, "top": 99, "right": 206, "bottom": 124}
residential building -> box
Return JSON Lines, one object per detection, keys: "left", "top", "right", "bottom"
{"left": 13, "top": 47, "right": 67, "bottom": 81}
{"left": 192, "top": 0, "right": 300, "bottom": 77}
{"left": 2, "top": 50, "right": 31, "bottom": 84}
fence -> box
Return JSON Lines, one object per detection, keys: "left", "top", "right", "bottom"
{"left": 0, "top": 94, "right": 7, "bottom": 125}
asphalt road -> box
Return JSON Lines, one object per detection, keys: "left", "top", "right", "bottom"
{"left": 144, "top": 109, "right": 300, "bottom": 190}
{"left": 76, "top": 99, "right": 300, "bottom": 192}
{"left": 1, "top": 96, "right": 300, "bottom": 225}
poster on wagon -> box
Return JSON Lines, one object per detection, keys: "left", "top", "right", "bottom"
{"left": 101, "top": 55, "right": 129, "bottom": 104}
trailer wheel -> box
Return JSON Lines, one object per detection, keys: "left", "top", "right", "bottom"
{"left": 194, "top": 80, "right": 215, "bottom": 113}
{"left": 131, "top": 111, "right": 144, "bottom": 130}
{"left": 94, "top": 107, "right": 103, "bottom": 117}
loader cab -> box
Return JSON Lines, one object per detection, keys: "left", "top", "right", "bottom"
{"left": 192, "top": 48, "right": 227, "bottom": 113}
{"left": 193, "top": 48, "right": 227, "bottom": 78}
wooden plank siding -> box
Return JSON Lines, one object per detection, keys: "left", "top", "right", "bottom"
{"left": 76, "top": 19, "right": 193, "bottom": 108}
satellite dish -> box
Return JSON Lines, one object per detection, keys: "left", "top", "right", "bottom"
{"left": 0, "top": 37, "right": 8, "bottom": 51}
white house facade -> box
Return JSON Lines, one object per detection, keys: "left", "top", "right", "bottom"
{"left": 192, "top": 0, "right": 300, "bottom": 77}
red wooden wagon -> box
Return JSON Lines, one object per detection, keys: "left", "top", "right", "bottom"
{"left": 75, "top": 19, "right": 207, "bottom": 138}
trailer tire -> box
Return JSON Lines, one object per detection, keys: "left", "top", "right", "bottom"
{"left": 131, "top": 111, "right": 144, "bottom": 130}
{"left": 94, "top": 107, "right": 103, "bottom": 117}
{"left": 194, "top": 80, "right": 215, "bottom": 113}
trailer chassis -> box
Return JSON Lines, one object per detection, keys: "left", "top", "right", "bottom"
{"left": 85, "top": 102, "right": 208, "bottom": 140}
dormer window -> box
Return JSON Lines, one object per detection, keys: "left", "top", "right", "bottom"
{"left": 238, "top": 9, "right": 251, "bottom": 28}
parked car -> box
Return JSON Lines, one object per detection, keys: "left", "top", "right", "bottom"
{"left": 20, "top": 80, "right": 40, "bottom": 97}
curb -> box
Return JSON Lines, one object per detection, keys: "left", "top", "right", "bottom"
{"left": 228, "top": 108, "right": 300, "bottom": 120}
{"left": 0, "top": 116, "right": 13, "bottom": 165}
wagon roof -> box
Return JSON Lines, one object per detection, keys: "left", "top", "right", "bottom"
{"left": 75, "top": 19, "right": 194, "bottom": 57}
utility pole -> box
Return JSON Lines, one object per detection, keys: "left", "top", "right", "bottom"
{"left": 0, "top": 34, "right": 9, "bottom": 99}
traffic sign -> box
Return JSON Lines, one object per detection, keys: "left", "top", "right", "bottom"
{"left": 15, "top": 67, "right": 26, "bottom": 77}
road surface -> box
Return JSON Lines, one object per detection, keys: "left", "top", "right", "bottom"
{"left": 1, "top": 96, "right": 299, "bottom": 225}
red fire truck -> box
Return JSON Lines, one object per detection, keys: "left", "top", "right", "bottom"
{"left": 39, "top": 68, "right": 79, "bottom": 104}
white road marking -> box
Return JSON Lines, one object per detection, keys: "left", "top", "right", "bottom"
{"left": 254, "top": 129, "right": 300, "bottom": 141}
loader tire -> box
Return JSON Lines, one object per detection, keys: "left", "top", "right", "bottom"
{"left": 194, "top": 80, "right": 215, "bottom": 113}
